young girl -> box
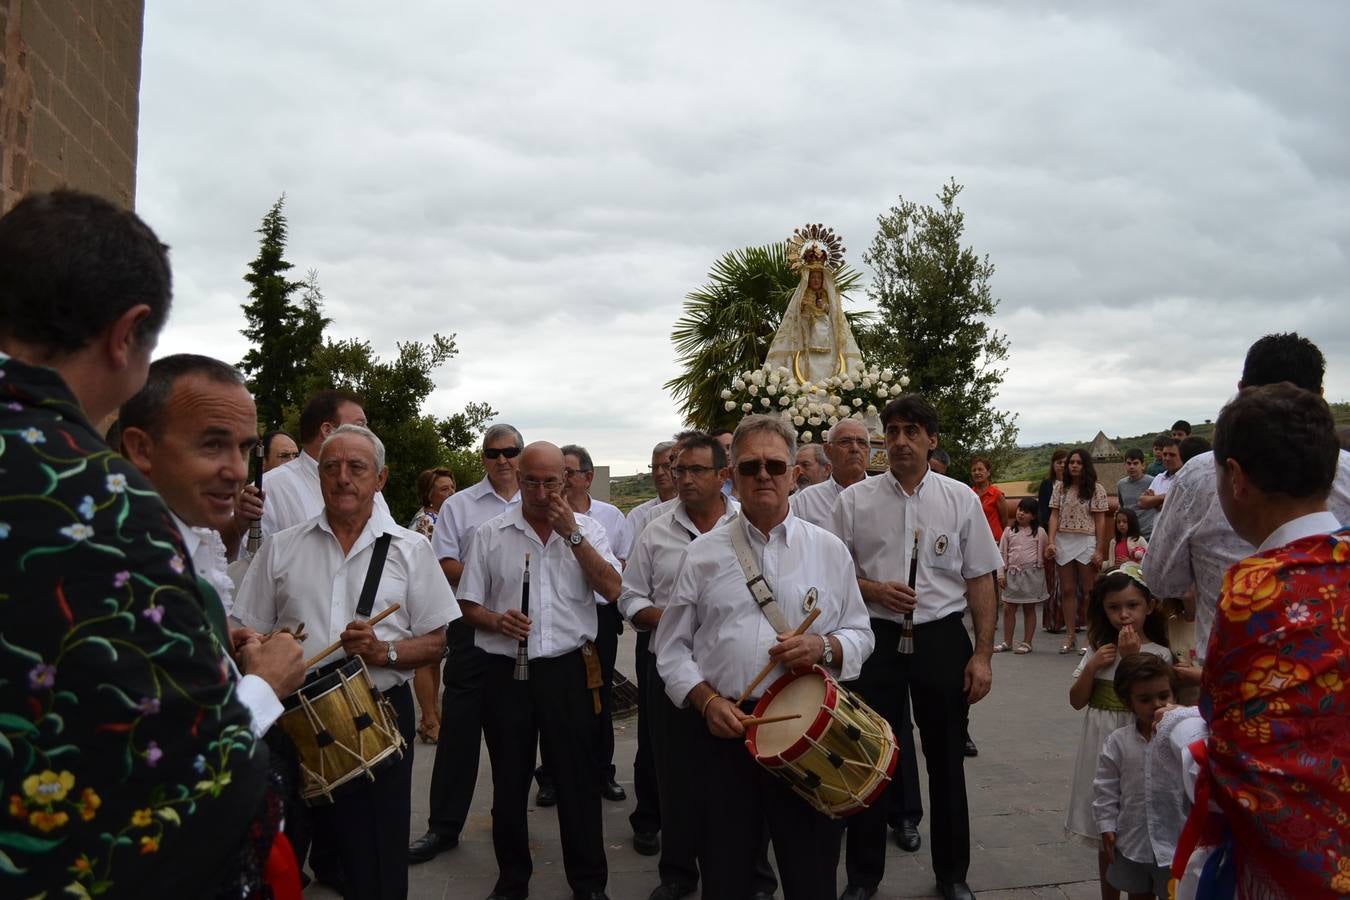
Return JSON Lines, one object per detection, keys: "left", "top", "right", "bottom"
{"left": 1047, "top": 448, "right": 1109, "bottom": 653}
{"left": 1108, "top": 509, "right": 1148, "bottom": 572}
{"left": 995, "top": 498, "right": 1047, "bottom": 654}
{"left": 1093, "top": 654, "right": 1186, "bottom": 900}
{"left": 1066, "top": 566, "right": 1172, "bottom": 899}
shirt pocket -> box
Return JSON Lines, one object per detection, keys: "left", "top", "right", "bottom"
{"left": 921, "top": 531, "right": 963, "bottom": 573}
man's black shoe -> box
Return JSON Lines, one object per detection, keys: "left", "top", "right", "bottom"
{"left": 408, "top": 830, "right": 458, "bottom": 863}
{"left": 892, "top": 819, "right": 922, "bottom": 852}
{"left": 839, "top": 886, "right": 877, "bottom": 900}
{"left": 602, "top": 777, "right": 627, "bottom": 802}
{"left": 937, "top": 881, "right": 975, "bottom": 900}
{"left": 632, "top": 830, "right": 660, "bottom": 856}
{"left": 963, "top": 736, "right": 978, "bottom": 757}
{"left": 647, "top": 883, "right": 696, "bottom": 900}
{"left": 536, "top": 782, "right": 557, "bottom": 807}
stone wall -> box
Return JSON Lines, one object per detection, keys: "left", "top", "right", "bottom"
{"left": 1, "top": 0, "right": 145, "bottom": 212}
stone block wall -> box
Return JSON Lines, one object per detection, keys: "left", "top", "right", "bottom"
{"left": 1, "top": 0, "right": 145, "bottom": 212}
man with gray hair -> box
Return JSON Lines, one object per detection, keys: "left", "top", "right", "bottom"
{"left": 409, "top": 423, "right": 524, "bottom": 863}
{"left": 626, "top": 440, "right": 679, "bottom": 542}
{"left": 235, "top": 424, "right": 457, "bottom": 898}
{"left": 795, "top": 442, "right": 832, "bottom": 489}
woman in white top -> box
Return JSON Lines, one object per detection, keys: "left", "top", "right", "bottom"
{"left": 1046, "top": 448, "right": 1110, "bottom": 654}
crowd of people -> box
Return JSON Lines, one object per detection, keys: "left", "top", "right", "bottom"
{"left": 2, "top": 189, "right": 1347, "bottom": 900}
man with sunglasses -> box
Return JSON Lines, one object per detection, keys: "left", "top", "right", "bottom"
{"left": 409, "top": 424, "right": 524, "bottom": 864}
{"left": 656, "top": 415, "right": 872, "bottom": 900}
{"left": 458, "top": 442, "right": 622, "bottom": 900}
{"left": 831, "top": 396, "right": 1001, "bottom": 900}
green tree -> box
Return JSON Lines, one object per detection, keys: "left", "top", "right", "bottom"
{"left": 238, "top": 196, "right": 330, "bottom": 427}
{"left": 858, "top": 180, "right": 1018, "bottom": 480}
{"left": 666, "top": 242, "right": 865, "bottom": 430}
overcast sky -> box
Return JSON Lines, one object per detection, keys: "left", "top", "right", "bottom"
{"left": 136, "top": 1, "right": 1350, "bottom": 474}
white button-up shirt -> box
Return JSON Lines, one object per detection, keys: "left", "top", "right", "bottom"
{"left": 655, "top": 512, "right": 873, "bottom": 706}
{"left": 789, "top": 476, "right": 849, "bottom": 530}
{"left": 171, "top": 514, "right": 283, "bottom": 737}
{"left": 233, "top": 506, "right": 459, "bottom": 691}
{"left": 617, "top": 496, "right": 739, "bottom": 625}
{"left": 431, "top": 476, "right": 520, "bottom": 563}
{"left": 457, "top": 507, "right": 621, "bottom": 660}
{"left": 576, "top": 498, "right": 630, "bottom": 562}
{"left": 625, "top": 495, "right": 673, "bottom": 545}
{"left": 259, "top": 450, "right": 391, "bottom": 538}
{"left": 831, "top": 470, "right": 1002, "bottom": 625}
{"left": 1093, "top": 724, "right": 1187, "bottom": 867}
{"left": 1143, "top": 450, "right": 1350, "bottom": 662}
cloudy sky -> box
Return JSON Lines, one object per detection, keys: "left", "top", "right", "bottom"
{"left": 136, "top": 1, "right": 1350, "bottom": 474}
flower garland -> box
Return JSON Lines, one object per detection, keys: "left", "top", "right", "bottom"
{"left": 721, "top": 362, "right": 910, "bottom": 443}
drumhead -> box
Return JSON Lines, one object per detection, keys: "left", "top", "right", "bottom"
{"left": 752, "top": 670, "right": 827, "bottom": 757}
{"left": 283, "top": 656, "right": 367, "bottom": 710}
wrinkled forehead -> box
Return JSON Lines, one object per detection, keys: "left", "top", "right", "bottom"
{"left": 320, "top": 434, "right": 377, "bottom": 465}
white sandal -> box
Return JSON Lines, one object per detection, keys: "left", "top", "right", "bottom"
{"left": 1014, "top": 642, "right": 1032, "bottom": 654}
{"left": 992, "top": 641, "right": 1012, "bottom": 653}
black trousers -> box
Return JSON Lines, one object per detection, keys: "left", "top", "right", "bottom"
{"left": 693, "top": 711, "right": 841, "bottom": 900}
{"left": 629, "top": 630, "right": 661, "bottom": 836}
{"left": 482, "top": 650, "right": 607, "bottom": 898}
{"left": 309, "top": 683, "right": 416, "bottom": 900}
{"left": 425, "top": 619, "right": 488, "bottom": 838}
{"left": 884, "top": 682, "right": 924, "bottom": 830}
{"left": 845, "top": 614, "right": 973, "bottom": 886}
{"left": 538, "top": 605, "right": 619, "bottom": 788}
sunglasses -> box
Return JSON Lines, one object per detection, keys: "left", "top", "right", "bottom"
{"left": 483, "top": 446, "right": 522, "bottom": 460}
{"left": 736, "top": 458, "right": 789, "bottom": 478}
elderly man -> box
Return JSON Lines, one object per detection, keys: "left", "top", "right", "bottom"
{"left": 832, "top": 396, "right": 1001, "bottom": 900}
{"left": 234, "top": 425, "right": 456, "bottom": 899}
{"left": 656, "top": 415, "right": 873, "bottom": 900}
{"left": 260, "top": 388, "right": 390, "bottom": 536}
{"left": 795, "top": 442, "right": 832, "bottom": 489}
{"left": 457, "top": 442, "right": 621, "bottom": 900}
{"left": 263, "top": 429, "right": 301, "bottom": 472}
{"left": 627, "top": 440, "right": 678, "bottom": 541}
{"left": 620, "top": 432, "right": 743, "bottom": 898}
{"left": 409, "top": 423, "right": 523, "bottom": 863}
{"left": 0, "top": 191, "right": 279, "bottom": 896}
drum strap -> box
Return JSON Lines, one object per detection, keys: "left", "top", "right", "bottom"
{"left": 355, "top": 533, "right": 394, "bottom": 619}
{"left": 727, "top": 513, "right": 791, "bottom": 634}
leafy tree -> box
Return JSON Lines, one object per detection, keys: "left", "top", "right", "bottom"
{"left": 666, "top": 242, "right": 865, "bottom": 430}
{"left": 238, "top": 196, "right": 330, "bottom": 428}
{"left": 858, "top": 180, "right": 1018, "bottom": 480}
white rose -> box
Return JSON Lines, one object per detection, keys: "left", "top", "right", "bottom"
{"left": 839, "top": 404, "right": 853, "bottom": 416}
{"left": 866, "top": 404, "right": 878, "bottom": 415}
{"left": 748, "top": 384, "right": 759, "bottom": 396}
{"left": 733, "top": 379, "right": 745, "bottom": 391}
{"left": 808, "top": 416, "right": 822, "bottom": 426}
{"left": 750, "top": 371, "right": 765, "bottom": 386}
{"left": 760, "top": 397, "right": 771, "bottom": 408}
{"left": 793, "top": 416, "right": 805, "bottom": 426}
{"left": 877, "top": 388, "right": 889, "bottom": 398}
{"left": 765, "top": 384, "right": 777, "bottom": 396}
{"left": 741, "top": 402, "right": 753, "bottom": 412}
{"left": 724, "top": 400, "right": 737, "bottom": 411}
{"left": 852, "top": 398, "right": 863, "bottom": 407}
{"left": 801, "top": 431, "right": 813, "bottom": 442}
{"left": 851, "top": 411, "right": 864, "bottom": 420}
{"left": 828, "top": 416, "right": 839, "bottom": 426}
{"left": 900, "top": 376, "right": 911, "bottom": 387}
{"left": 842, "top": 380, "right": 855, "bottom": 391}
{"left": 890, "top": 384, "right": 903, "bottom": 396}
{"left": 720, "top": 388, "right": 732, "bottom": 400}
{"left": 779, "top": 395, "right": 791, "bottom": 407}
{"left": 768, "top": 373, "right": 780, "bottom": 386}
{"left": 881, "top": 368, "right": 894, "bottom": 381}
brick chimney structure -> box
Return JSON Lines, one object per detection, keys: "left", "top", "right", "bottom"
{"left": 1, "top": 0, "right": 145, "bottom": 212}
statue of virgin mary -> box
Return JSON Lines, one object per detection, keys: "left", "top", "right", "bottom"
{"left": 764, "top": 223, "right": 865, "bottom": 384}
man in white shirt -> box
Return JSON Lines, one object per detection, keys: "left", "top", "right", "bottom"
{"left": 259, "top": 389, "right": 390, "bottom": 537}
{"left": 409, "top": 423, "right": 523, "bottom": 863}
{"left": 626, "top": 440, "right": 678, "bottom": 542}
{"left": 1137, "top": 436, "right": 1181, "bottom": 512}
{"left": 619, "top": 433, "right": 745, "bottom": 899}
{"left": 831, "top": 396, "right": 1001, "bottom": 900}
{"left": 1144, "top": 332, "right": 1350, "bottom": 665}
{"left": 655, "top": 415, "right": 873, "bottom": 900}
{"left": 794, "top": 442, "right": 831, "bottom": 489}
{"left": 457, "top": 442, "right": 621, "bottom": 900}
{"left": 119, "top": 354, "right": 306, "bottom": 735}
{"left": 234, "top": 425, "right": 457, "bottom": 900}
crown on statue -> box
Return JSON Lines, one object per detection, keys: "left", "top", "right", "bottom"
{"left": 787, "top": 223, "right": 846, "bottom": 272}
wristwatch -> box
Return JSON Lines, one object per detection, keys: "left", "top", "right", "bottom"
{"left": 385, "top": 641, "right": 399, "bottom": 666}
{"left": 567, "top": 529, "right": 584, "bottom": 547}
{"left": 821, "top": 637, "right": 835, "bottom": 666}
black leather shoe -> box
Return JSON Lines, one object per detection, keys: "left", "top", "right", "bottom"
{"left": 408, "top": 830, "right": 458, "bottom": 863}
{"left": 632, "top": 830, "right": 660, "bottom": 856}
{"left": 963, "top": 736, "right": 978, "bottom": 757}
{"left": 937, "top": 881, "right": 975, "bottom": 900}
{"left": 892, "top": 819, "right": 922, "bottom": 852}
{"left": 839, "top": 886, "right": 877, "bottom": 900}
{"left": 602, "top": 777, "right": 627, "bottom": 802}
{"left": 647, "top": 883, "right": 696, "bottom": 900}
{"left": 535, "top": 782, "right": 557, "bottom": 807}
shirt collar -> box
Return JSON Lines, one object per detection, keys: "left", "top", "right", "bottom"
{"left": 467, "top": 476, "right": 520, "bottom": 504}
{"left": 738, "top": 507, "right": 796, "bottom": 547}
{"left": 170, "top": 512, "right": 202, "bottom": 557}
{"left": 315, "top": 502, "right": 398, "bottom": 554}
{"left": 1257, "top": 510, "right": 1344, "bottom": 553}
{"left": 672, "top": 495, "right": 738, "bottom": 536}
{"left": 886, "top": 468, "right": 929, "bottom": 499}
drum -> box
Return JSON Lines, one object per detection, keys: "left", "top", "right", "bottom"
{"left": 745, "top": 665, "right": 897, "bottom": 818}
{"left": 277, "top": 656, "right": 405, "bottom": 804}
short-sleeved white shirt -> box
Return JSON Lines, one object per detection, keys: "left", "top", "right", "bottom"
{"left": 625, "top": 495, "right": 673, "bottom": 545}
{"left": 431, "top": 476, "right": 520, "bottom": 563}
{"left": 617, "top": 496, "right": 739, "bottom": 624}
{"left": 789, "top": 476, "right": 848, "bottom": 530}
{"left": 831, "top": 470, "right": 1002, "bottom": 625}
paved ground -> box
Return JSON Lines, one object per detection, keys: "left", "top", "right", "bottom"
{"left": 310, "top": 621, "right": 1103, "bottom": 899}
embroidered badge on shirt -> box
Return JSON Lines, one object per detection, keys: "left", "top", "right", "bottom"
{"left": 803, "top": 587, "right": 819, "bottom": 613}
{"left": 934, "top": 534, "right": 950, "bottom": 556}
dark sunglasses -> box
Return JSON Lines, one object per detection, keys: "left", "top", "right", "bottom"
{"left": 483, "top": 446, "right": 522, "bottom": 460}
{"left": 736, "top": 458, "right": 789, "bottom": 478}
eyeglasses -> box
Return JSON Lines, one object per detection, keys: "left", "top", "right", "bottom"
{"left": 736, "top": 458, "right": 789, "bottom": 478}
{"left": 650, "top": 462, "right": 672, "bottom": 472}
{"left": 672, "top": 464, "right": 718, "bottom": 479}
{"left": 564, "top": 467, "right": 593, "bottom": 478}
{"left": 521, "top": 477, "right": 562, "bottom": 490}
{"left": 830, "top": 438, "right": 870, "bottom": 449}
{"left": 483, "top": 446, "right": 522, "bottom": 460}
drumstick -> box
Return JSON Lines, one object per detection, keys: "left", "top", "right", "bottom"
{"left": 304, "top": 603, "right": 402, "bottom": 669}
{"left": 740, "top": 713, "right": 802, "bottom": 728}
{"left": 735, "top": 607, "right": 822, "bottom": 705}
